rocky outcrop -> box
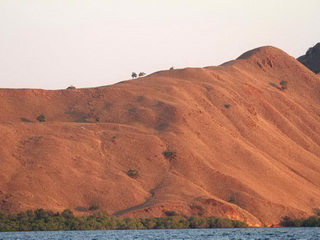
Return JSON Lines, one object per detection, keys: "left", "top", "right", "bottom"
{"left": 297, "top": 43, "right": 320, "bottom": 73}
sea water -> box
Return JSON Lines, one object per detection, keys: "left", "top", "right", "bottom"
{"left": 0, "top": 227, "right": 319, "bottom": 240}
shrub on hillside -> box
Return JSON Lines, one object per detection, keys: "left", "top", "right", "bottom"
{"left": 89, "top": 205, "right": 99, "bottom": 211}
{"left": 126, "top": 169, "right": 139, "bottom": 178}
{"left": 162, "top": 149, "right": 177, "bottom": 160}
{"left": 36, "top": 115, "right": 46, "bottom": 122}
{"left": 280, "top": 80, "right": 288, "bottom": 90}
{"left": 228, "top": 196, "right": 237, "bottom": 204}
{"left": 164, "top": 211, "right": 177, "bottom": 217}
{"left": 131, "top": 72, "right": 137, "bottom": 78}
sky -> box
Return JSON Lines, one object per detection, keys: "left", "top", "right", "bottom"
{"left": 0, "top": 0, "right": 319, "bottom": 90}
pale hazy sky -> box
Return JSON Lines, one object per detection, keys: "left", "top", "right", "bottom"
{"left": 0, "top": 0, "right": 319, "bottom": 89}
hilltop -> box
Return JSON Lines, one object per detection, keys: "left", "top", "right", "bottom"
{"left": 297, "top": 43, "right": 320, "bottom": 74}
{"left": 0, "top": 46, "right": 319, "bottom": 226}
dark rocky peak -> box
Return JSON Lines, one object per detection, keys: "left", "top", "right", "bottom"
{"left": 297, "top": 43, "right": 320, "bottom": 74}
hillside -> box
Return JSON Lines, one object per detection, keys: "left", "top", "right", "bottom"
{"left": 0, "top": 46, "right": 320, "bottom": 226}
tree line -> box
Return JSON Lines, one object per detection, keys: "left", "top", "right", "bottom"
{"left": 0, "top": 209, "right": 248, "bottom": 231}
{"left": 280, "top": 215, "right": 320, "bottom": 227}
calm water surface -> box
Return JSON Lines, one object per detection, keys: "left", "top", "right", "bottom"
{"left": 0, "top": 228, "right": 319, "bottom": 240}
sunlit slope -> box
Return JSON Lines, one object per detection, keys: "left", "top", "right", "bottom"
{"left": 0, "top": 46, "right": 319, "bottom": 226}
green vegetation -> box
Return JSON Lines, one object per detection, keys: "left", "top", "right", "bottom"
{"left": 228, "top": 196, "right": 237, "bottom": 204}
{"left": 88, "top": 205, "right": 100, "bottom": 211}
{"left": 164, "top": 211, "right": 178, "bottom": 216}
{"left": 131, "top": 72, "right": 137, "bottom": 78}
{"left": 162, "top": 149, "right": 177, "bottom": 161}
{"left": 279, "top": 80, "right": 288, "bottom": 91}
{"left": 314, "top": 208, "right": 320, "bottom": 216}
{"left": 280, "top": 215, "right": 320, "bottom": 227}
{"left": 126, "top": 169, "right": 139, "bottom": 178}
{"left": 190, "top": 204, "right": 207, "bottom": 216}
{"left": 20, "top": 118, "right": 32, "bottom": 122}
{"left": 0, "top": 209, "right": 248, "bottom": 231}
{"left": 36, "top": 115, "right": 46, "bottom": 122}
{"left": 269, "top": 82, "right": 281, "bottom": 90}
{"left": 269, "top": 81, "right": 288, "bottom": 91}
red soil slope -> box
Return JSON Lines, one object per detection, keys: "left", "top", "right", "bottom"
{"left": 0, "top": 46, "right": 319, "bottom": 226}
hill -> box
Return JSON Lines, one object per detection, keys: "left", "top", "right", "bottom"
{"left": 0, "top": 46, "right": 319, "bottom": 226}
{"left": 297, "top": 43, "right": 320, "bottom": 74}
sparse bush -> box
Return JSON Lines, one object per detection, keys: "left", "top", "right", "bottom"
{"left": 136, "top": 96, "right": 144, "bottom": 102}
{"left": 164, "top": 211, "right": 177, "bottom": 217}
{"left": 190, "top": 204, "right": 206, "bottom": 216}
{"left": 269, "top": 82, "right": 281, "bottom": 90}
{"left": 170, "top": 66, "right": 174, "bottom": 70}
{"left": 156, "top": 123, "right": 169, "bottom": 131}
{"left": 67, "top": 85, "right": 76, "bottom": 89}
{"left": 224, "top": 104, "right": 231, "bottom": 109}
{"left": 20, "top": 118, "right": 32, "bottom": 122}
{"left": 138, "top": 72, "right": 146, "bottom": 77}
{"left": 162, "top": 150, "right": 177, "bottom": 160}
{"left": 61, "top": 209, "right": 74, "bottom": 219}
{"left": 279, "top": 80, "right": 288, "bottom": 90}
{"left": 36, "top": 115, "right": 46, "bottom": 122}
{"left": 131, "top": 72, "right": 137, "bottom": 78}
{"left": 75, "top": 206, "right": 88, "bottom": 212}
{"left": 228, "top": 196, "right": 237, "bottom": 204}
{"left": 314, "top": 208, "right": 320, "bottom": 216}
{"left": 126, "top": 169, "right": 139, "bottom": 178}
{"left": 270, "top": 81, "right": 288, "bottom": 91}
{"left": 89, "top": 205, "right": 99, "bottom": 211}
